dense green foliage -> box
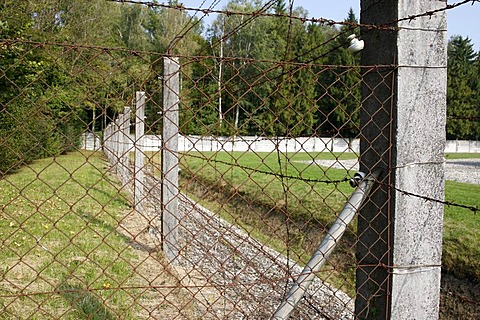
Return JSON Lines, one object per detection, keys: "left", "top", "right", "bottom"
{"left": 1, "top": 1, "right": 478, "bottom": 174}
{"left": 447, "top": 35, "right": 480, "bottom": 140}
{"left": 183, "top": 3, "right": 362, "bottom": 137}
{"left": 0, "top": 1, "right": 120, "bottom": 173}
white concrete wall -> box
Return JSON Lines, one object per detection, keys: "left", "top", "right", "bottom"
{"left": 156, "top": 135, "right": 359, "bottom": 153}
{"left": 445, "top": 140, "right": 480, "bottom": 153}
{"left": 82, "top": 132, "right": 102, "bottom": 151}
{"left": 85, "top": 134, "right": 480, "bottom": 153}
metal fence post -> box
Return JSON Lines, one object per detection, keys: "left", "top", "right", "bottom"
{"left": 135, "top": 91, "right": 146, "bottom": 212}
{"left": 273, "top": 171, "right": 380, "bottom": 319}
{"left": 357, "top": 1, "right": 447, "bottom": 319}
{"left": 162, "top": 57, "right": 180, "bottom": 263}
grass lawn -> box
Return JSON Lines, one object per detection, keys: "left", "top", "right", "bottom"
{"left": 4, "top": 149, "right": 474, "bottom": 318}
{"left": 0, "top": 151, "right": 192, "bottom": 319}
{"left": 445, "top": 153, "right": 480, "bottom": 159}
{"left": 179, "top": 151, "right": 364, "bottom": 293}
{"left": 443, "top": 180, "right": 480, "bottom": 280}
{"left": 179, "top": 151, "right": 480, "bottom": 293}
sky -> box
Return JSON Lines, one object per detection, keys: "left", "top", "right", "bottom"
{"left": 179, "top": 0, "right": 480, "bottom": 51}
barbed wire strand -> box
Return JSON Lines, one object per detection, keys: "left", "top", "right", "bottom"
{"left": 182, "top": 152, "right": 351, "bottom": 184}
{"left": 106, "top": 0, "right": 479, "bottom": 31}
{"left": 105, "top": 0, "right": 479, "bottom": 68}
{"left": 167, "top": 0, "right": 221, "bottom": 53}
{"left": 182, "top": 152, "right": 479, "bottom": 213}
{"left": 106, "top": 0, "right": 364, "bottom": 29}
{"left": 393, "top": 0, "right": 479, "bottom": 25}
{"left": 378, "top": 181, "right": 479, "bottom": 213}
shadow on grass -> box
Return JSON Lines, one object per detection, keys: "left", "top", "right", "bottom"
{"left": 57, "top": 283, "right": 118, "bottom": 320}
{"left": 78, "top": 209, "right": 158, "bottom": 253}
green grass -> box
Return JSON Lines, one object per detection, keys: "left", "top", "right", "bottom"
{"left": 0, "top": 151, "right": 190, "bottom": 319}
{"left": 445, "top": 153, "right": 480, "bottom": 159}
{"left": 178, "top": 151, "right": 480, "bottom": 293}
{"left": 180, "top": 151, "right": 357, "bottom": 227}
{"left": 443, "top": 180, "right": 480, "bottom": 281}
{"left": 179, "top": 151, "right": 361, "bottom": 293}
{"left": 4, "top": 149, "right": 474, "bottom": 317}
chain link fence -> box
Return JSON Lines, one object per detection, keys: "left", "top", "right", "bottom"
{"left": 99, "top": 51, "right": 382, "bottom": 319}
{"left": 1, "top": 1, "right": 479, "bottom": 319}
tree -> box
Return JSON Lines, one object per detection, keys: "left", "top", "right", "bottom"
{"left": 447, "top": 36, "right": 479, "bottom": 140}
{"left": 203, "top": 0, "right": 317, "bottom": 136}
{"left": 314, "top": 8, "right": 361, "bottom": 138}
{"left": 0, "top": 1, "right": 69, "bottom": 173}
{"left": 265, "top": 4, "right": 316, "bottom": 136}
{"left": 0, "top": 0, "right": 127, "bottom": 173}
{"left": 117, "top": 4, "right": 151, "bottom": 51}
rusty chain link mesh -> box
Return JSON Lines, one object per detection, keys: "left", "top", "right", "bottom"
{"left": 1, "top": 1, "right": 477, "bottom": 318}
{"left": 0, "top": 38, "right": 397, "bottom": 319}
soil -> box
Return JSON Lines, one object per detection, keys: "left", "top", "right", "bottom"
{"left": 118, "top": 208, "right": 200, "bottom": 319}
{"left": 439, "top": 272, "right": 480, "bottom": 320}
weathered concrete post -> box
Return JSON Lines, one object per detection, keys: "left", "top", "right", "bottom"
{"left": 357, "top": 1, "right": 447, "bottom": 318}
{"left": 114, "top": 118, "right": 121, "bottom": 159}
{"left": 134, "top": 91, "right": 145, "bottom": 212}
{"left": 122, "top": 106, "right": 131, "bottom": 182}
{"left": 119, "top": 107, "right": 131, "bottom": 186}
{"left": 117, "top": 113, "right": 125, "bottom": 180}
{"left": 162, "top": 57, "right": 180, "bottom": 262}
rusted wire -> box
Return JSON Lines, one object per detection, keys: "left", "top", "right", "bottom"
{"left": 106, "top": 0, "right": 478, "bottom": 32}
{"left": 182, "top": 153, "right": 351, "bottom": 184}
{"left": 377, "top": 180, "right": 479, "bottom": 213}
{"left": 1, "top": 2, "right": 479, "bottom": 318}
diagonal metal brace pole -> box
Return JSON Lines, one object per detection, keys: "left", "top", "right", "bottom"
{"left": 272, "top": 170, "right": 381, "bottom": 320}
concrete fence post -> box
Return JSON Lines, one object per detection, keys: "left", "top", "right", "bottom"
{"left": 122, "top": 107, "right": 131, "bottom": 185}
{"left": 113, "top": 119, "right": 118, "bottom": 159}
{"left": 357, "top": 1, "right": 447, "bottom": 319}
{"left": 117, "top": 113, "right": 125, "bottom": 181}
{"left": 162, "top": 57, "right": 180, "bottom": 263}
{"left": 134, "top": 91, "right": 146, "bottom": 213}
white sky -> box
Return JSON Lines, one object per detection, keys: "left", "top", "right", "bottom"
{"left": 179, "top": 0, "right": 480, "bottom": 51}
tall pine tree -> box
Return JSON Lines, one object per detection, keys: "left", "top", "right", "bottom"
{"left": 314, "top": 8, "right": 361, "bottom": 138}
{"left": 447, "top": 36, "right": 479, "bottom": 140}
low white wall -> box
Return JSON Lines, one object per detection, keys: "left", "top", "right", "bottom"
{"left": 82, "top": 132, "right": 102, "bottom": 151}
{"left": 445, "top": 140, "right": 480, "bottom": 153}
{"left": 178, "top": 136, "right": 359, "bottom": 153}
{"left": 85, "top": 134, "right": 480, "bottom": 153}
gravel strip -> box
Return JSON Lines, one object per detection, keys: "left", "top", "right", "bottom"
{"left": 172, "top": 158, "right": 478, "bottom": 317}
{"left": 444, "top": 159, "right": 480, "bottom": 184}
{"left": 175, "top": 194, "right": 354, "bottom": 319}
{"left": 138, "top": 173, "right": 354, "bottom": 319}
{"left": 120, "top": 156, "right": 478, "bottom": 318}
